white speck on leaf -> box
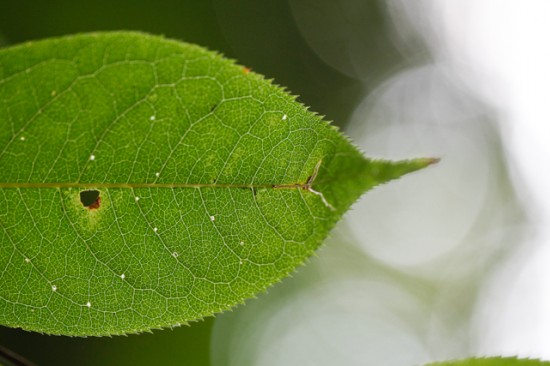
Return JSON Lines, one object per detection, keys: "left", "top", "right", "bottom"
{"left": 282, "top": 114, "right": 287, "bottom": 120}
{"left": 120, "top": 274, "right": 125, "bottom": 280}
{"left": 24, "top": 258, "right": 30, "bottom": 263}
{"left": 20, "top": 136, "right": 25, "bottom": 141}
{"left": 155, "top": 172, "right": 160, "bottom": 177}
{"left": 134, "top": 196, "right": 140, "bottom": 202}
{"left": 240, "top": 241, "right": 244, "bottom": 246}
{"left": 89, "top": 155, "right": 95, "bottom": 161}
{"left": 150, "top": 115, "right": 156, "bottom": 121}
{"left": 86, "top": 301, "right": 91, "bottom": 308}
{"left": 153, "top": 227, "right": 158, "bottom": 233}
{"left": 172, "top": 252, "right": 179, "bottom": 258}
{"left": 51, "top": 285, "right": 57, "bottom": 292}
{"left": 210, "top": 215, "right": 215, "bottom": 221}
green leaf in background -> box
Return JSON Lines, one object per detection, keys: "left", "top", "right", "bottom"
{"left": 428, "top": 357, "right": 550, "bottom": 366}
{"left": 0, "top": 32, "right": 434, "bottom": 336}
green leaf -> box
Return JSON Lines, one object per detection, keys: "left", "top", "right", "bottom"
{"left": 428, "top": 357, "right": 550, "bottom": 366}
{"left": 0, "top": 32, "right": 434, "bottom": 336}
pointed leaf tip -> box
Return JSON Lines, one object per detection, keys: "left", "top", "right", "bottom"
{"left": 368, "top": 156, "right": 439, "bottom": 186}
{"left": 398, "top": 156, "right": 440, "bottom": 175}
{"left": 414, "top": 157, "right": 441, "bottom": 166}
{"left": 315, "top": 155, "right": 439, "bottom": 216}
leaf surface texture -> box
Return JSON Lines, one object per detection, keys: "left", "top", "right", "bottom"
{"left": 0, "top": 32, "right": 431, "bottom": 335}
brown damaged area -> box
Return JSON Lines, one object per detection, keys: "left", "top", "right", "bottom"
{"left": 79, "top": 189, "right": 101, "bottom": 210}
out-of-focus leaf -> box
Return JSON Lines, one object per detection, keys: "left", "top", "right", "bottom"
{"left": 428, "top": 357, "right": 550, "bottom": 366}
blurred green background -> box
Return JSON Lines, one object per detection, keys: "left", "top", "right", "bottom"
{"left": 0, "top": 1, "right": 527, "bottom": 365}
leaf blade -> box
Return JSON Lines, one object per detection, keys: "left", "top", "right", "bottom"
{"left": 0, "top": 32, "right": 432, "bottom": 335}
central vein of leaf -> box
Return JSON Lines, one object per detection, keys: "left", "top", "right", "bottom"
{"left": 0, "top": 162, "right": 336, "bottom": 208}
{"left": 0, "top": 182, "right": 311, "bottom": 189}
{"left": 0, "top": 162, "right": 326, "bottom": 190}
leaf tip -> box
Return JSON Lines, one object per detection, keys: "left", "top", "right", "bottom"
{"left": 369, "top": 156, "right": 440, "bottom": 184}
{"left": 415, "top": 157, "right": 441, "bottom": 166}
{"left": 392, "top": 156, "right": 440, "bottom": 177}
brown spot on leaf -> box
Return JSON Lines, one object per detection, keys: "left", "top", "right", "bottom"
{"left": 80, "top": 190, "right": 101, "bottom": 210}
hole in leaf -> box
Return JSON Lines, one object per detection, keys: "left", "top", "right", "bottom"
{"left": 80, "top": 190, "right": 101, "bottom": 210}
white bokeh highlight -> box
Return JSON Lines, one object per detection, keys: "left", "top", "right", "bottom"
{"left": 392, "top": 0, "right": 550, "bottom": 359}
